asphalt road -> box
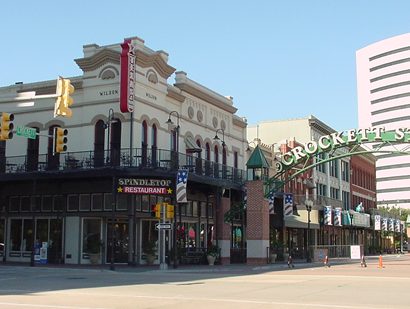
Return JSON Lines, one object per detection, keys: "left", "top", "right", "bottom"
{"left": 0, "top": 254, "right": 408, "bottom": 309}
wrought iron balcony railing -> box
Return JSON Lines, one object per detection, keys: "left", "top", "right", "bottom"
{"left": 1, "top": 147, "right": 246, "bottom": 184}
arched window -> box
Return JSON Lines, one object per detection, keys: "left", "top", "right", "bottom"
{"left": 47, "top": 125, "right": 60, "bottom": 170}
{"left": 205, "top": 143, "right": 211, "bottom": 161}
{"left": 222, "top": 147, "right": 227, "bottom": 166}
{"left": 110, "top": 118, "right": 121, "bottom": 166}
{"left": 26, "top": 127, "right": 40, "bottom": 171}
{"left": 151, "top": 124, "right": 158, "bottom": 167}
{"left": 214, "top": 145, "right": 219, "bottom": 163}
{"left": 141, "top": 121, "right": 148, "bottom": 166}
{"left": 94, "top": 120, "right": 105, "bottom": 167}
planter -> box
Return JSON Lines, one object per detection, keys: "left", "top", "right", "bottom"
{"left": 146, "top": 254, "right": 156, "bottom": 265}
{"left": 207, "top": 255, "right": 216, "bottom": 266}
{"left": 89, "top": 253, "right": 100, "bottom": 264}
{"left": 270, "top": 253, "right": 277, "bottom": 264}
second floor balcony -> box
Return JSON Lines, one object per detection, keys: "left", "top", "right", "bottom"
{"left": 1, "top": 147, "right": 246, "bottom": 185}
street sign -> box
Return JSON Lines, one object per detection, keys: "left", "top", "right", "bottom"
{"left": 16, "top": 126, "right": 37, "bottom": 140}
{"left": 155, "top": 223, "right": 172, "bottom": 230}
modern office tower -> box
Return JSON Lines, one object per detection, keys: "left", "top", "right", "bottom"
{"left": 357, "top": 33, "right": 410, "bottom": 209}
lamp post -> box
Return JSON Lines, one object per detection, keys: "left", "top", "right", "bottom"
{"left": 350, "top": 213, "right": 354, "bottom": 246}
{"left": 213, "top": 128, "right": 226, "bottom": 147}
{"left": 305, "top": 201, "right": 312, "bottom": 263}
{"left": 166, "top": 111, "right": 180, "bottom": 269}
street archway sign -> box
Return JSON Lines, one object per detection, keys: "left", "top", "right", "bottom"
{"left": 269, "top": 126, "right": 410, "bottom": 192}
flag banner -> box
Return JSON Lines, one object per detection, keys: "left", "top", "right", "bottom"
{"left": 324, "top": 206, "right": 332, "bottom": 225}
{"left": 388, "top": 218, "right": 394, "bottom": 231}
{"left": 374, "top": 215, "right": 381, "bottom": 231}
{"left": 268, "top": 190, "right": 275, "bottom": 214}
{"left": 395, "top": 219, "right": 401, "bottom": 232}
{"left": 283, "top": 193, "right": 293, "bottom": 217}
{"left": 382, "top": 218, "right": 387, "bottom": 231}
{"left": 333, "top": 208, "right": 342, "bottom": 226}
{"left": 176, "top": 170, "right": 188, "bottom": 203}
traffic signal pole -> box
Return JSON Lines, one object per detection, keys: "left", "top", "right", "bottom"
{"left": 160, "top": 203, "right": 168, "bottom": 270}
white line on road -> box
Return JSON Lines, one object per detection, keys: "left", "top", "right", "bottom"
{"left": 0, "top": 302, "right": 108, "bottom": 309}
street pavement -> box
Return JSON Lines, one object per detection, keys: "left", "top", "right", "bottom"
{"left": 0, "top": 253, "right": 408, "bottom": 308}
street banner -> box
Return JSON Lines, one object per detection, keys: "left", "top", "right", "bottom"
{"left": 382, "top": 217, "right": 387, "bottom": 231}
{"left": 268, "top": 190, "right": 275, "bottom": 214}
{"left": 283, "top": 193, "right": 293, "bottom": 217}
{"left": 333, "top": 208, "right": 342, "bottom": 226}
{"left": 395, "top": 219, "right": 401, "bottom": 232}
{"left": 324, "top": 206, "right": 332, "bottom": 225}
{"left": 176, "top": 170, "right": 188, "bottom": 203}
{"left": 374, "top": 215, "right": 381, "bottom": 231}
{"left": 388, "top": 218, "right": 394, "bottom": 231}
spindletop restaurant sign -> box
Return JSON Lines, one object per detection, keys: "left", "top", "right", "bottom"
{"left": 117, "top": 178, "right": 173, "bottom": 195}
{"left": 276, "top": 127, "right": 410, "bottom": 172}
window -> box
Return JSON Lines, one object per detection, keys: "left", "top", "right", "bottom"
{"left": 104, "top": 193, "right": 113, "bottom": 211}
{"left": 53, "top": 195, "right": 64, "bottom": 212}
{"left": 342, "top": 191, "right": 350, "bottom": 210}
{"left": 20, "top": 196, "right": 30, "bottom": 212}
{"left": 94, "top": 120, "right": 105, "bottom": 167}
{"left": 82, "top": 218, "right": 102, "bottom": 255}
{"left": 91, "top": 194, "right": 103, "bottom": 211}
{"left": 42, "top": 196, "right": 52, "bottom": 212}
{"left": 205, "top": 143, "right": 211, "bottom": 161}
{"left": 9, "top": 197, "right": 19, "bottom": 212}
{"left": 80, "top": 194, "right": 91, "bottom": 211}
{"left": 341, "top": 161, "right": 349, "bottom": 182}
{"left": 316, "top": 153, "right": 326, "bottom": 173}
{"left": 330, "top": 187, "right": 340, "bottom": 200}
{"left": 67, "top": 195, "right": 79, "bottom": 212}
{"left": 317, "top": 183, "right": 327, "bottom": 197}
{"left": 117, "top": 194, "right": 129, "bottom": 211}
{"left": 329, "top": 156, "right": 339, "bottom": 178}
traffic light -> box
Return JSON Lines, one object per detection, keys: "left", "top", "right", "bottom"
{"left": 166, "top": 203, "right": 174, "bottom": 219}
{"left": 54, "top": 77, "right": 74, "bottom": 118}
{"left": 54, "top": 127, "right": 68, "bottom": 153}
{"left": 151, "top": 204, "right": 157, "bottom": 218}
{"left": 155, "top": 203, "right": 161, "bottom": 218}
{"left": 0, "top": 112, "right": 14, "bottom": 140}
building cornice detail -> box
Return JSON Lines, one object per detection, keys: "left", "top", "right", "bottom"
{"left": 75, "top": 49, "right": 121, "bottom": 72}
{"left": 174, "top": 72, "right": 237, "bottom": 114}
{"left": 135, "top": 50, "right": 175, "bottom": 79}
{"left": 166, "top": 85, "right": 185, "bottom": 102}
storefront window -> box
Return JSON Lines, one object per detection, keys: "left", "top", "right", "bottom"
{"left": 141, "top": 220, "right": 158, "bottom": 260}
{"left": 0, "top": 220, "right": 4, "bottom": 255}
{"left": 82, "top": 218, "right": 102, "bottom": 254}
{"left": 36, "top": 219, "right": 49, "bottom": 244}
{"left": 232, "top": 226, "right": 243, "bottom": 248}
{"left": 22, "top": 219, "right": 34, "bottom": 251}
{"left": 10, "top": 219, "right": 21, "bottom": 251}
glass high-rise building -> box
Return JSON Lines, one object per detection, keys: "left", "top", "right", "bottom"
{"left": 357, "top": 33, "right": 410, "bottom": 209}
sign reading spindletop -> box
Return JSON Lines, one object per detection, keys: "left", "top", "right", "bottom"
{"left": 120, "top": 38, "right": 136, "bottom": 113}
{"left": 117, "top": 178, "right": 173, "bottom": 195}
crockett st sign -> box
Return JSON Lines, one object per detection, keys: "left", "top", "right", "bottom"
{"left": 276, "top": 127, "right": 410, "bottom": 172}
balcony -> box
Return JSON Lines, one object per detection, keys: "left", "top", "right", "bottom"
{"left": 1, "top": 147, "right": 246, "bottom": 185}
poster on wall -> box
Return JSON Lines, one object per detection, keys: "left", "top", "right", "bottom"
{"left": 324, "top": 206, "right": 332, "bottom": 225}
{"left": 350, "top": 245, "right": 362, "bottom": 259}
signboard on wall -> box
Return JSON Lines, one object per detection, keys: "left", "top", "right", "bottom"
{"left": 120, "top": 38, "right": 136, "bottom": 113}
{"left": 117, "top": 178, "right": 173, "bottom": 195}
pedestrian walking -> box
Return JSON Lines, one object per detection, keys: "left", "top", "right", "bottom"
{"left": 287, "top": 255, "right": 294, "bottom": 268}
{"left": 360, "top": 255, "right": 367, "bottom": 268}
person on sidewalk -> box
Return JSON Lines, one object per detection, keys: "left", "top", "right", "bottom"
{"left": 287, "top": 255, "right": 294, "bottom": 268}
{"left": 324, "top": 255, "right": 331, "bottom": 268}
{"left": 361, "top": 255, "right": 367, "bottom": 268}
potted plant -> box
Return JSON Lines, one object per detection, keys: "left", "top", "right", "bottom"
{"left": 143, "top": 239, "right": 157, "bottom": 265}
{"left": 87, "top": 235, "right": 103, "bottom": 264}
{"left": 206, "top": 244, "right": 219, "bottom": 265}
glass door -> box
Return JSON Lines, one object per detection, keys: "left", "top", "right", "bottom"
{"left": 106, "top": 219, "right": 129, "bottom": 263}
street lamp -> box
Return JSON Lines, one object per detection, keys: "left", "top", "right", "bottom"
{"left": 166, "top": 111, "right": 180, "bottom": 152}
{"left": 213, "top": 128, "right": 226, "bottom": 147}
{"left": 305, "top": 201, "right": 313, "bottom": 263}
{"left": 350, "top": 213, "right": 354, "bottom": 245}
{"left": 104, "top": 108, "right": 116, "bottom": 164}
{"left": 166, "top": 111, "right": 180, "bottom": 269}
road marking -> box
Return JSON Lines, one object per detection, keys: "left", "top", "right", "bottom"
{"left": 0, "top": 302, "right": 108, "bottom": 309}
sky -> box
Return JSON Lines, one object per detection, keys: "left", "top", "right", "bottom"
{"left": 1, "top": 1, "right": 410, "bottom": 131}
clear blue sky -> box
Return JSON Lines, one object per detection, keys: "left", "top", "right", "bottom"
{"left": 1, "top": 1, "right": 410, "bottom": 131}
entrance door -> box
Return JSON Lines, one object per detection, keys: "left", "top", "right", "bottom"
{"left": 106, "top": 219, "right": 128, "bottom": 263}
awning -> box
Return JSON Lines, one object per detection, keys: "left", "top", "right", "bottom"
{"left": 185, "top": 136, "right": 202, "bottom": 153}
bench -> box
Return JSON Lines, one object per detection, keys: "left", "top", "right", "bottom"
{"left": 180, "top": 250, "right": 205, "bottom": 265}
